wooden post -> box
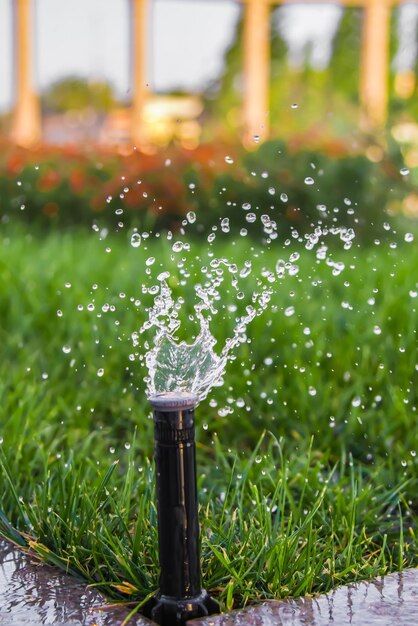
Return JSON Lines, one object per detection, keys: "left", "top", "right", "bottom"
{"left": 131, "top": 0, "right": 149, "bottom": 147}
{"left": 242, "top": 0, "right": 270, "bottom": 146}
{"left": 360, "top": 0, "right": 390, "bottom": 127}
{"left": 11, "top": 0, "right": 41, "bottom": 147}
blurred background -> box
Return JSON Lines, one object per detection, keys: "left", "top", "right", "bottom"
{"left": 0, "top": 0, "right": 417, "bottom": 230}
{"left": 1, "top": 0, "right": 418, "bottom": 147}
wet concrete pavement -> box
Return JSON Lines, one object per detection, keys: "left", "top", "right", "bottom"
{"left": 0, "top": 538, "right": 152, "bottom": 625}
{"left": 1, "top": 537, "right": 418, "bottom": 625}
{"left": 192, "top": 568, "right": 418, "bottom": 626}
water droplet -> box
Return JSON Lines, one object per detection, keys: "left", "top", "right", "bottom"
{"left": 308, "top": 386, "right": 317, "bottom": 396}
{"left": 291, "top": 103, "right": 298, "bottom": 109}
{"left": 172, "top": 241, "right": 184, "bottom": 252}
{"left": 221, "top": 218, "right": 230, "bottom": 233}
{"left": 373, "top": 325, "right": 382, "bottom": 335}
{"left": 304, "top": 177, "right": 315, "bottom": 185}
{"left": 225, "top": 156, "right": 234, "bottom": 164}
{"left": 131, "top": 233, "right": 141, "bottom": 248}
{"left": 186, "top": 211, "right": 196, "bottom": 224}
{"left": 62, "top": 345, "right": 71, "bottom": 354}
{"left": 280, "top": 193, "right": 288, "bottom": 203}
{"left": 124, "top": 442, "right": 131, "bottom": 450}
{"left": 276, "top": 259, "right": 286, "bottom": 277}
{"left": 242, "top": 202, "right": 251, "bottom": 211}
{"left": 268, "top": 187, "right": 276, "bottom": 196}
{"left": 400, "top": 167, "right": 410, "bottom": 176}
{"left": 57, "top": 309, "right": 63, "bottom": 317}
{"left": 255, "top": 455, "right": 262, "bottom": 464}
{"left": 284, "top": 306, "right": 295, "bottom": 317}
{"left": 405, "top": 232, "right": 414, "bottom": 243}
{"left": 97, "top": 368, "right": 104, "bottom": 377}
{"left": 146, "top": 257, "right": 155, "bottom": 266}
{"left": 351, "top": 396, "right": 361, "bottom": 407}
{"left": 246, "top": 213, "right": 257, "bottom": 223}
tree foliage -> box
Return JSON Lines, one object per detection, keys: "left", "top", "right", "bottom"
{"left": 42, "top": 76, "right": 116, "bottom": 113}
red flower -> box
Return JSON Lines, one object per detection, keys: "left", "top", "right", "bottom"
{"left": 6, "top": 153, "right": 24, "bottom": 176}
{"left": 69, "top": 169, "right": 86, "bottom": 193}
{"left": 42, "top": 202, "right": 59, "bottom": 217}
{"left": 37, "top": 170, "right": 61, "bottom": 192}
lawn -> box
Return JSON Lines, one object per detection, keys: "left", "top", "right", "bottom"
{"left": 0, "top": 223, "right": 417, "bottom": 614}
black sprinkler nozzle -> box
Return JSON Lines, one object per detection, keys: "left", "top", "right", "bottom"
{"left": 141, "top": 392, "right": 220, "bottom": 626}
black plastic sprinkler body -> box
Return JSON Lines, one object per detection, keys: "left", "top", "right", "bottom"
{"left": 142, "top": 391, "right": 220, "bottom": 626}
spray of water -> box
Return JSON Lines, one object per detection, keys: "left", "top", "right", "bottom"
{"left": 132, "top": 221, "right": 355, "bottom": 402}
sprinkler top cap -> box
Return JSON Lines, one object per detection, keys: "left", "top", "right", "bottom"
{"left": 148, "top": 391, "right": 198, "bottom": 412}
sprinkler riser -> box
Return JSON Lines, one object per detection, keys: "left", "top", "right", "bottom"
{"left": 142, "top": 393, "right": 220, "bottom": 626}
{"left": 154, "top": 406, "right": 200, "bottom": 598}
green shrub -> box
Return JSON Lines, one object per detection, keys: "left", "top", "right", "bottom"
{"left": 0, "top": 139, "right": 409, "bottom": 242}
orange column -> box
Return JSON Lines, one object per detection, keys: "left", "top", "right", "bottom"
{"left": 242, "top": 0, "right": 270, "bottom": 146}
{"left": 12, "top": 0, "right": 41, "bottom": 146}
{"left": 360, "top": 0, "right": 390, "bottom": 127}
{"left": 131, "top": 0, "right": 150, "bottom": 147}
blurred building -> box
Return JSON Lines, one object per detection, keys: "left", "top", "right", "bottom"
{"left": 8, "top": 0, "right": 418, "bottom": 149}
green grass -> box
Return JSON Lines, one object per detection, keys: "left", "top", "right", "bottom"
{"left": 0, "top": 224, "right": 417, "bottom": 612}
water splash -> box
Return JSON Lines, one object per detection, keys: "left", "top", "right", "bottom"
{"left": 131, "top": 220, "right": 355, "bottom": 402}
{"left": 134, "top": 271, "right": 272, "bottom": 401}
{"left": 144, "top": 315, "right": 225, "bottom": 401}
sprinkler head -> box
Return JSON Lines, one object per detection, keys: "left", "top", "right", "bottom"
{"left": 141, "top": 391, "right": 220, "bottom": 625}
{"left": 148, "top": 391, "right": 199, "bottom": 412}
